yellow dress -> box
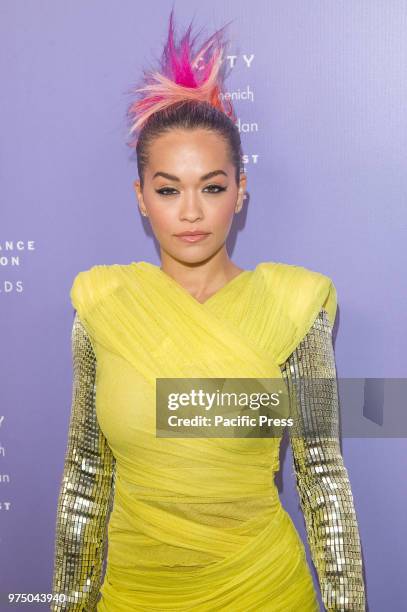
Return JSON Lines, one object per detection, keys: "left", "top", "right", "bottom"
{"left": 51, "top": 261, "right": 366, "bottom": 611}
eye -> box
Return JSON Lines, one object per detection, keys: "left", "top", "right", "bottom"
{"left": 204, "top": 184, "right": 227, "bottom": 194}
{"left": 156, "top": 187, "right": 177, "bottom": 196}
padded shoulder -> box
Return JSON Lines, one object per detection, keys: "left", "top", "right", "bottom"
{"left": 258, "top": 261, "right": 337, "bottom": 364}
{"left": 70, "top": 264, "right": 122, "bottom": 318}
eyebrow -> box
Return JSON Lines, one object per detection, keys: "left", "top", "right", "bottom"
{"left": 152, "top": 170, "right": 228, "bottom": 182}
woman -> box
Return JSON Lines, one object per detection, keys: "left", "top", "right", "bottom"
{"left": 51, "top": 10, "right": 366, "bottom": 611}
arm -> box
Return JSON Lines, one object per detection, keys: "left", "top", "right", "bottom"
{"left": 280, "top": 309, "right": 366, "bottom": 611}
{"left": 51, "top": 312, "right": 116, "bottom": 611}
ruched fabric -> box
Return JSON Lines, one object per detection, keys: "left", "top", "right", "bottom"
{"left": 70, "top": 260, "right": 336, "bottom": 611}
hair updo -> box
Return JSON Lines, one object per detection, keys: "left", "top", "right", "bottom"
{"left": 125, "top": 9, "right": 243, "bottom": 189}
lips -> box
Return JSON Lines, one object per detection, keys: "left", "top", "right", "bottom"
{"left": 175, "top": 232, "right": 209, "bottom": 237}
{"left": 174, "top": 232, "right": 210, "bottom": 243}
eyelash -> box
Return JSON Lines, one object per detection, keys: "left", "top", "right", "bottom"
{"left": 155, "top": 184, "right": 227, "bottom": 196}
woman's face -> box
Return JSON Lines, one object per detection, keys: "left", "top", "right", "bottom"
{"left": 133, "top": 128, "right": 246, "bottom": 265}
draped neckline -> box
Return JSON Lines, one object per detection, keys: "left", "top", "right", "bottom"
{"left": 132, "top": 261, "right": 254, "bottom": 306}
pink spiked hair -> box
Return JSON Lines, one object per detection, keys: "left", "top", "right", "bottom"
{"left": 125, "top": 9, "right": 237, "bottom": 148}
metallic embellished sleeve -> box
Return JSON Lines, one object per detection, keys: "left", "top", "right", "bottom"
{"left": 280, "top": 309, "right": 366, "bottom": 611}
{"left": 51, "top": 312, "right": 116, "bottom": 611}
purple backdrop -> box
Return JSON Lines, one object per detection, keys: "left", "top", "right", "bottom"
{"left": 1, "top": 1, "right": 406, "bottom": 610}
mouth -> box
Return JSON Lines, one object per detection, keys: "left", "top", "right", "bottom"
{"left": 174, "top": 232, "right": 211, "bottom": 243}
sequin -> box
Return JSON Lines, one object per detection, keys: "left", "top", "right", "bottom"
{"left": 50, "top": 313, "right": 116, "bottom": 610}
{"left": 280, "top": 309, "right": 366, "bottom": 611}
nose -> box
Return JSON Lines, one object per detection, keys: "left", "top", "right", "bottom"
{"left": 178, "top": 193, "right": 204, "bottom": 222}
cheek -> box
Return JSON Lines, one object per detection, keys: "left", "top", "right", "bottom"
{"left": 148, "top": 203, "right": 175, "bottom": 234}
{"left": 209, "top": 197, "right": 236, "bottom": 229}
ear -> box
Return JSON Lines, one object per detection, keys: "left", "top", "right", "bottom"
{"left": 235, "top": 171, "right": 247, "bottom": 213}
{"left": 133, "top": 179, "right": 148, "bottom": 217}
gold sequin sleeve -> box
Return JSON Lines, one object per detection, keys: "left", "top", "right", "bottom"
{"left": 50, "top": 312, "right": 116, "bottom": 611}
{"left": 280, "top": 309, "right": 366, "bottom": 611}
